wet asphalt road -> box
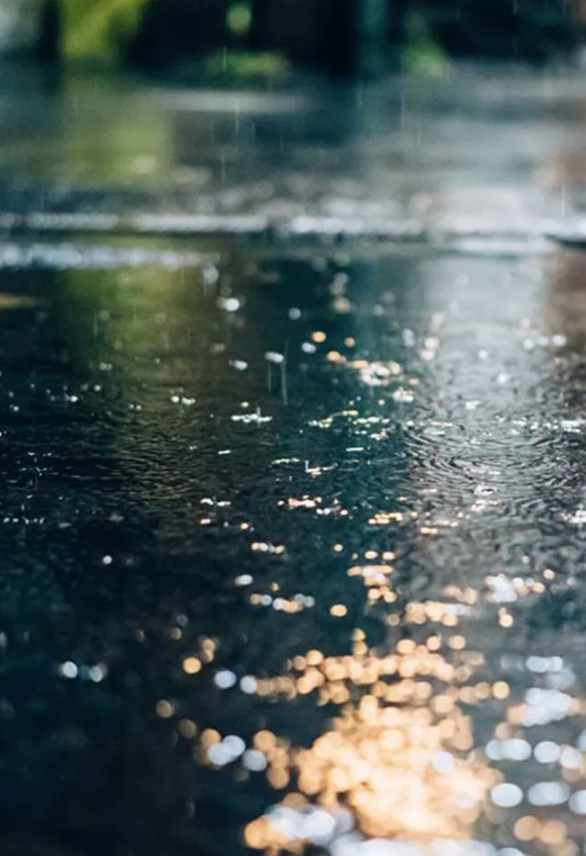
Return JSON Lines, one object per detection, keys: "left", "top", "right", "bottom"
{"left": 4, "top": 66, "right": 586, "bottom": 856}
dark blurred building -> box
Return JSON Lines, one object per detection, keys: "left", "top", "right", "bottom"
{"left": 248, "top": 0, "right": 581, "bottom": 73}
{"left": 250, "top": 0, "right": 393, "bottom": 77}
{"left": 37, "top": 0, "right": 61, "bottom": 65}
{"left": 420, "top": 0, "right": 581, "bottom": 63}
{"left": 130, "top": 0, "right": 231, "bottom": 67}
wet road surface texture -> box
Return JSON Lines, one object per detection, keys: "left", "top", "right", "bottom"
{"left": 4, "top": 66, "right": 586, "bottom": 856}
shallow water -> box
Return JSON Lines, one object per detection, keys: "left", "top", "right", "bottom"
{"left": 4, "top": 68, "right": 586, "bottom": 856}
{"left": 1, "top": 238, "right": 586, "bottom": 856}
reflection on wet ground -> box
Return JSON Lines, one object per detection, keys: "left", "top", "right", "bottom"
{"left": 1, "top": 243, "right": 586, "bottom": 856}
{"left": 5, "top": 69, "right": 586, "bottom": 856}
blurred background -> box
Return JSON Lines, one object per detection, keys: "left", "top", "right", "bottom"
{"left": 1, "top": 0, "right": 586, "bottom": 80}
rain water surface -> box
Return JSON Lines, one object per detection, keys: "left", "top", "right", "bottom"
{"left": 2, "top": 69, "right": 586, "bottom": 856}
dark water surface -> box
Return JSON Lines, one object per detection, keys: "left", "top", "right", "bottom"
{"left": 4, "top": 69, "right": 586, "bottom": 856}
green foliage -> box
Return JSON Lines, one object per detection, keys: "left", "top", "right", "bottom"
{"left": 227, "top": 2, "right": 253, "bottom": 37}
{"left": 62, "top": 0, "right": 151, "bottom": 63}
{"left": 401, "top": 11, "right": 449, "bottom": 77}
{"left": 204, "top": 50, "right": 289, "bottom": 79}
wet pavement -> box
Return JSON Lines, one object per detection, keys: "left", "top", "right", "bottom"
{"left": 4, "top": 65, "right": 586, "bottom": 856}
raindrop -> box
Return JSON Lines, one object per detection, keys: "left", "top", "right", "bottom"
{"left": 59, "top": 661, "right": 78, "bottom": 679}
{"left": 240, "top": 676, "right": 258, "bottom": 694}
{"left": 243, "top": 749, "right": 268, "bottom": 772}
{"left": 570, "top": 790, "right": 586, "bottom": 814}
{"left": 490, "top": 783, "right": 523, "bottom": 807}
{"left": 534, "top": 741, "right": 560, "bottom": 764}
{"left": 207, "top": 743, "right": 234, "bottom": 767}
{"left": 214, "top": 670, "right": 237, "bottom": 690}
{"left": 527, "top": 781, "right": 569, "bottom": 806}
{"left": 222, "top": 735, "right": 246, "bottom": 759}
